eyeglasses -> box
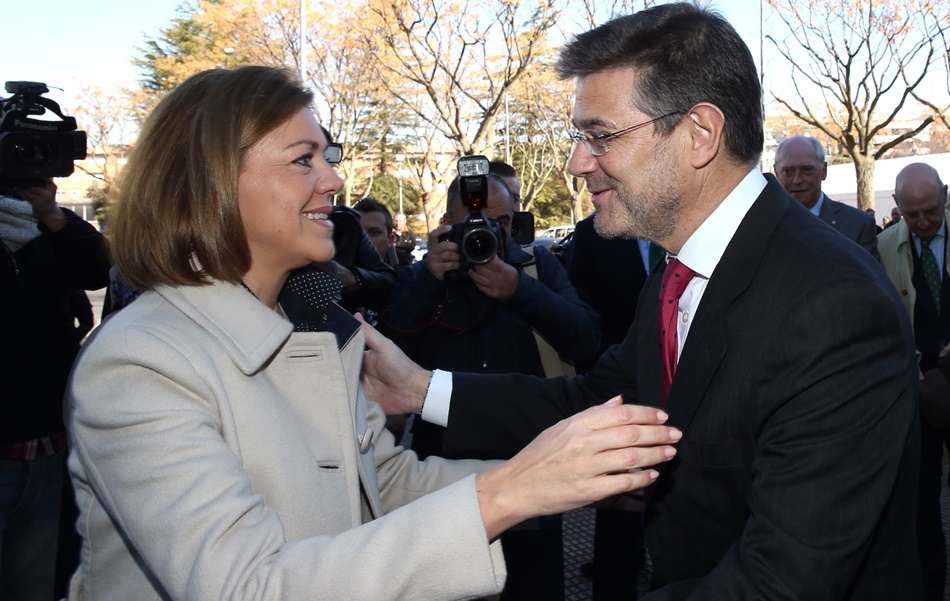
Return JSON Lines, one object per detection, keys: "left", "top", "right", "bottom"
{"left": 324, "top": 143, "right": 343, "bottom": 165}
{"left": 777, "top": 165, "right": 819, "bottom": 178}
{"left": 568, "top": 111, "right": 682, "bottom": 156}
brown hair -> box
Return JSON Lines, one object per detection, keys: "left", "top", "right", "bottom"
{"left": 110, "top": 66, "right": 313, "bottom": 289}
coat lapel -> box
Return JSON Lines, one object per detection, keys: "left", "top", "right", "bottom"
{"left": 658, "top": 178, "right": 792, "bottom": 430}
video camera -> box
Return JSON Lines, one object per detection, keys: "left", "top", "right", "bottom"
{"left": 440, "top": 155, "right": 534, "bottom": 276}
{"left": 0, "top": 81, "right": 87, "bottom": 189}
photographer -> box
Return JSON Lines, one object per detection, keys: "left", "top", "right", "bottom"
{"left": 378, "top": 170, "right": 599, "bottom": 601}
{"left": 0, "top": 82, "right": 110, "bottom": 599}
{"left": 312, "top": 204, "right": 396, "bottom": 316}
{"left": 1, "top": 179, "right": 109, "bottom": 599}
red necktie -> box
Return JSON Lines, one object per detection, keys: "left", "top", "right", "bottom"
{"left": 659, "top": 258, "right": 695, "bottom": 407}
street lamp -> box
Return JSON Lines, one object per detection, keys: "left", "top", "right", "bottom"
{"left": 223, "top": 47, "right": 235, "bottom": 69}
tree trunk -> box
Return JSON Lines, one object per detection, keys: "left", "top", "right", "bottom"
{"left": 853, "top": 155, "right": 876, "bottom": 212}
{"left": 572, "top": 195, "right": 585, "bottom": 224}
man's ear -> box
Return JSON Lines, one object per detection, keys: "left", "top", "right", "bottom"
{"left": 439, "top": 212, "right": 451, "bottom": 226}
{"left": 684, "top": 103, "right": 725, "bottom": 169}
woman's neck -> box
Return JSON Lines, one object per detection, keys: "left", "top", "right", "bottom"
{"left": 240, "top": 270, "right": 287, "bottom": 313}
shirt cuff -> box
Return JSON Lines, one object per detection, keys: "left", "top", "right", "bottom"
{"left": 421, "top": 369, "right": 453, "bottom": 427}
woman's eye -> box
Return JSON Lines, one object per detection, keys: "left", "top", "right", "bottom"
{"left": 294, "top": 153, "right": 314, "bottom": 168}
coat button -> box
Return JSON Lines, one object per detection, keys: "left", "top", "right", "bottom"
{"left": 901, "top": 289, "right": 909, "bottom": 296}
{"left": 358, "top": 427, "right": 375, "bottom": 454}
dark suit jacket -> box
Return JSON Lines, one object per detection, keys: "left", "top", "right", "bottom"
{"left": 566, "top": 214, "right": 649, "bottom": 373}
{"left": 444, "top": 176, "right": 921, "bottom": 600}
{"left": 818, "top": 194, "right": 880, "bottom": 260}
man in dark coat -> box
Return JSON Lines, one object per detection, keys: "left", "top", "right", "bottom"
{"left": 362, "top": 5, "right": 921, "bottom": 599}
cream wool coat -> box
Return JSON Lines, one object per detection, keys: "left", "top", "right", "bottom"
{"left": 66, "top": 280, "right": 505, "bottom": 600}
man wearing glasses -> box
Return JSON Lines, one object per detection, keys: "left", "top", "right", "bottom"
{"left": 362, "top": 4, "right": 921, "bottom": 599}
{"left": 773, "top": 135, "right": 879, "bottom": 258}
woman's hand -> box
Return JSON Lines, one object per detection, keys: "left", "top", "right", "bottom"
{"left": 476, "top": 397, "right": 680, "bottom": 540}
{"left": 359, "top": 316, "right": 430, "bottom": 415}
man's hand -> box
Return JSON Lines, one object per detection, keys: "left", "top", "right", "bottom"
{"left": 425, "top": 225, "right": 460, "bottom": 281}
{"left": 358, "top": 315, "right": 431, "bottom": 415}
{"left": 477, "top": 397, "right": 681, "bottom": 540}
{"left": 315, "top": 260, "right": 359, "bottom": 289}
{"left": 469, "top": 256, "right": 519, "bottom": 301}
{"left": 20, "top": 180, "right": 66, "bottom": 232}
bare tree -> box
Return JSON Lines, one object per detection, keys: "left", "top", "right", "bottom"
{"left": 503, "top": 53, "right": 578, "bottom": 214}
{"left": 307, "top": 1, "right": 409, "bottom": 206}
{"left": 369, "top": 0, "right": 559, "bottom": 156}
{"left": 766, "top": 0, "right": 950, "bottom": 210}
{"left": 68, "top": 85, "right": 135, "bottom": 193}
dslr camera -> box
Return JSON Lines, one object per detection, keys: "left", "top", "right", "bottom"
{"left": 441, "top": 155, "right": 506, "bottom": 272}
{"left": 0, "top": 81, "right": 87, "bottom": 189}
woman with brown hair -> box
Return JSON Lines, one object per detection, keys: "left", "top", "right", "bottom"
{"left": 65, "top": 66, "right": 678, "bottom": 599}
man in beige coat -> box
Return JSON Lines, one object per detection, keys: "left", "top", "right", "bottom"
{"left": 877, "top": 162, "right": 950, "bottom": 601}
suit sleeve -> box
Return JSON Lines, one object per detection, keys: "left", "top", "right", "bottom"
{"left": 856, "top": 212, "right": 881, "bottom": 261}
{"left": 645, "top": 278, "right": 918, "bottom": 600}
{"left": 443, "top": 325, "right": 640, "bottom": 454}
{"left": 504, "top": 245, "right": 600, "bottom": 364}
{"left": 566, "top": 220, "right": 596, "bottom": 306}
{"left": 340, "top": 232, "right": 397, "bottom": 311}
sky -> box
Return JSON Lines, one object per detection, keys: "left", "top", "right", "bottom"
{"left": 2, "top": 0, "right": 186, "bottom": 105}
{"left": 1, "top": 0, "right": 767, "bottom": 110}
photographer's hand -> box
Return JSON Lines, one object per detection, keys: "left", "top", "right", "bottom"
{"left": 425, "top": 225, "right": 460, "bottom": 281}
{"left": 20, "top": 180, "right": 66, "bottom": 233}
{"left": 314, "top": 260, "right": 360, "bottom": 290}
{"left": 470, "top": 256, "right": 519, "bottom": 301}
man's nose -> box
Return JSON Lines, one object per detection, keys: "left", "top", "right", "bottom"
{"left": 567, "top": 142, "right": 597, "bottom": 178}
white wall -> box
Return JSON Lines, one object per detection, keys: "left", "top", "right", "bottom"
{"left": 822, "top": 153, "right": 950, "bottom": 221}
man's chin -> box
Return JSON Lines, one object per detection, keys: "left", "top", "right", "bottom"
{"left": 593, "top": 212, "right": 637, "bottom": 240}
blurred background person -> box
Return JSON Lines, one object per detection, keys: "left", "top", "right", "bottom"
{"left": 877, "top": 162, "right": 950, "bottom": 600}
{"left": 773, "top": 135, "right": 879, "bottom": 259}
{"left": 355, "top": 197, "right": 400, "bottom": 268}
{"left": 392, "top": 211, "right": 416, "bottom": 267}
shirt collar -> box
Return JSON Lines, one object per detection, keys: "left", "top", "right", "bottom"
{"left": 677, "top": 167, "right": 767, "bottom": 279}
{"left": 912, "top": 222, "right": 947, "bottom": 245}
{"left": 809, "top": 193, "right": 825, "bottom": 217}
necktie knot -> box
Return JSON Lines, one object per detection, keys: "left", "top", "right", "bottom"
{"left": 660, "top": 258, "right": 695, "bottom": 302}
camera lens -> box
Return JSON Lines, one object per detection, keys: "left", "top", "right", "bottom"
{"left": 461, "top": 228, "right": 497, "bottom": 264}
{"left": 13, "top": 142, "right": 51, "bottom": 167}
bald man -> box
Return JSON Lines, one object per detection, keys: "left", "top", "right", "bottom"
{"left": 774, "top": 136, "right": 879, "bottom": 259}
{"left": 878, "top": 162, "right": 950, "bottom": 601}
